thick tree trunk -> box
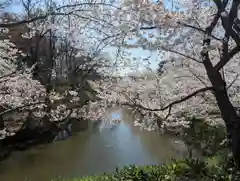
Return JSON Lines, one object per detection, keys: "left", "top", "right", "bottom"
{"left": 203, "top": 60, "right": 240, "bottom": 167}
{"left": 213, "top": 87, "right": 240, "bottom": 167}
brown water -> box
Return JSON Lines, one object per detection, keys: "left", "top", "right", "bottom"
{"left": 0, "top": 108, "right": 187, "bottom": 181}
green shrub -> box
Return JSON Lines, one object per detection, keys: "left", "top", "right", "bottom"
{"left": 182, "top": 116, "right": 227, "bottom": 157}
{"left": 58, "top": 154, "right": 240, "bottom": 181}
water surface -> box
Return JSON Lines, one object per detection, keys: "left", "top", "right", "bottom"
{"left": 0, "top": 108, "right": 187, "bottom": 181}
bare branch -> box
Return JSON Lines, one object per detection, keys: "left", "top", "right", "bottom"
{"left": 227, "top": 73, "right": 239, "bottom": 90}
{"left": 122, "top": 87, "right": 214, "bottom": 114}
{"left": 0, "top": 98, "right": 89, "bottom": 117}
{"left": 161, "top": 86, "right": 214, "bottom": 113}
{"left": 220, "top": 0, "right": 240, "bottom": 46}
{"left": 0, "top": 3, "right": 120, "bottom": 28}
{"left": 214, "top": 46, "right": 240, "bottom": 71}
{"left": 56, "top": 3, "right": 120, "bottom": 11}
{"left": 161, "top": 46, "right": 202, "bottom": 63}
{"left": 0, "top": 101, "right": 46, "bottom": 116}
{"left": 0, "top": 71, "right": 17, "bottom": 80}
{"left": 178, "top": 22, "right": 221, "bottom": 41}
{"left": 187, "top": 67, "right": 208, "bottom": 87}
{"left": 139, "top": 26, "right": 158, "bottom": 30}
{"left": 0, "top": 14, "right": 49, "bottom": 28}
{"left": 140, "top": 24, "right": 221, "bottom": 41}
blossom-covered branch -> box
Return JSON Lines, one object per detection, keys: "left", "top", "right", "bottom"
{"left": 0, "top": 2, "right": 121, "bottom": 28}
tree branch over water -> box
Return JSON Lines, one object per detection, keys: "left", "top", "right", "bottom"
{"left": 0, "top": 98, "right": 89, "bottom": 117}
{"left": 122, "top": 86, "right": 214, "bottom": 117}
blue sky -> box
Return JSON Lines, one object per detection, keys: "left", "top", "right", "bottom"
{"left": 4, "top": 0, "right": 177, "bottom": 75}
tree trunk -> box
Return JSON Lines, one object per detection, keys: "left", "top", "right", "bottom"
{"left": 213, "top": 87, "right": 240, "bottom": 167}
{"left": 203, "top": 60, "right": 240, "bottom": 167}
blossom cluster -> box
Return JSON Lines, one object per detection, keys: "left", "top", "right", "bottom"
{"left": 0, "top": 38, "right": 105, "bottom": 130}
{"left": 1, "top": 0, "right": 239, "bottom": 135}
{"left": 90, "top": 55, "right": 239, "bottom": 131}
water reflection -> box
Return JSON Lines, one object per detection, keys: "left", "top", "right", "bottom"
{"left": 0, "top": 107, "right": 188, "bottom": 181}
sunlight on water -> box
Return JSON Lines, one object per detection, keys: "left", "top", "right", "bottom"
{"left": 0, "top": 108, "right": 187, "bottom": 181}
{"left": 99, "top": 110, "right": 122, "bottom": 131}
{"left": 111, "top": 112, "right": 121, "bottom": 120}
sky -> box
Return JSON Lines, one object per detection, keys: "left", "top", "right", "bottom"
{"left": 3, "top": 0, "right": 178, "bottom": 76}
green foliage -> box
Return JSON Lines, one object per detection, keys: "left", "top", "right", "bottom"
{"left": 182, "top": 116, "right": 226, "bottom": 157}
{"left": 57, "top": 154, "right": 240, "bottom": 181}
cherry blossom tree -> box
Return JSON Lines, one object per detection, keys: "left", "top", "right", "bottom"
{"left": 0, "top": 0, "right": 121, "bottom": 139}
{"left": 0, "top": 44, "right": 107, "bottom": 139}
{"left": 87, "top": 0, "right": 240, "bottom": 166}
{"left": 1, "top": 0, "right": 240, "bottom": 166}
{"left": 108, "top": 0, "right": 240, "bottom": 166}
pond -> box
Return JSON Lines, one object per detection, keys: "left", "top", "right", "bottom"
{"left": 0, "top": 107, "right": 188, "bottom": 181}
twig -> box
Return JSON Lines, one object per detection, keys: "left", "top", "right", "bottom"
{"left": 140, "top": 24, "right": 221, "bottom": 41}
{"left": 214, "top": 46, "right": 240, "bottom": 71}
{"left": 0, "top": 71, "right": 17, "bottom": 80}
{"left": 227, "top": 73, "right": 239, "bottom": 90}
{"left": 178, "top": 22, "right": 221, "bottom": 41}
{"left": 0, "top": 3, "right": 120, "bottom": 28}
{"left": 161, "top": 46, "right": 202, "bottom": 63}
{"left": 0, "top": 101, "right": 46, "bottom": 116}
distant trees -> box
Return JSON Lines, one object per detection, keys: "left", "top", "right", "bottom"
{"left": 0, "top": 0, "right": 119, "bottom": 140}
